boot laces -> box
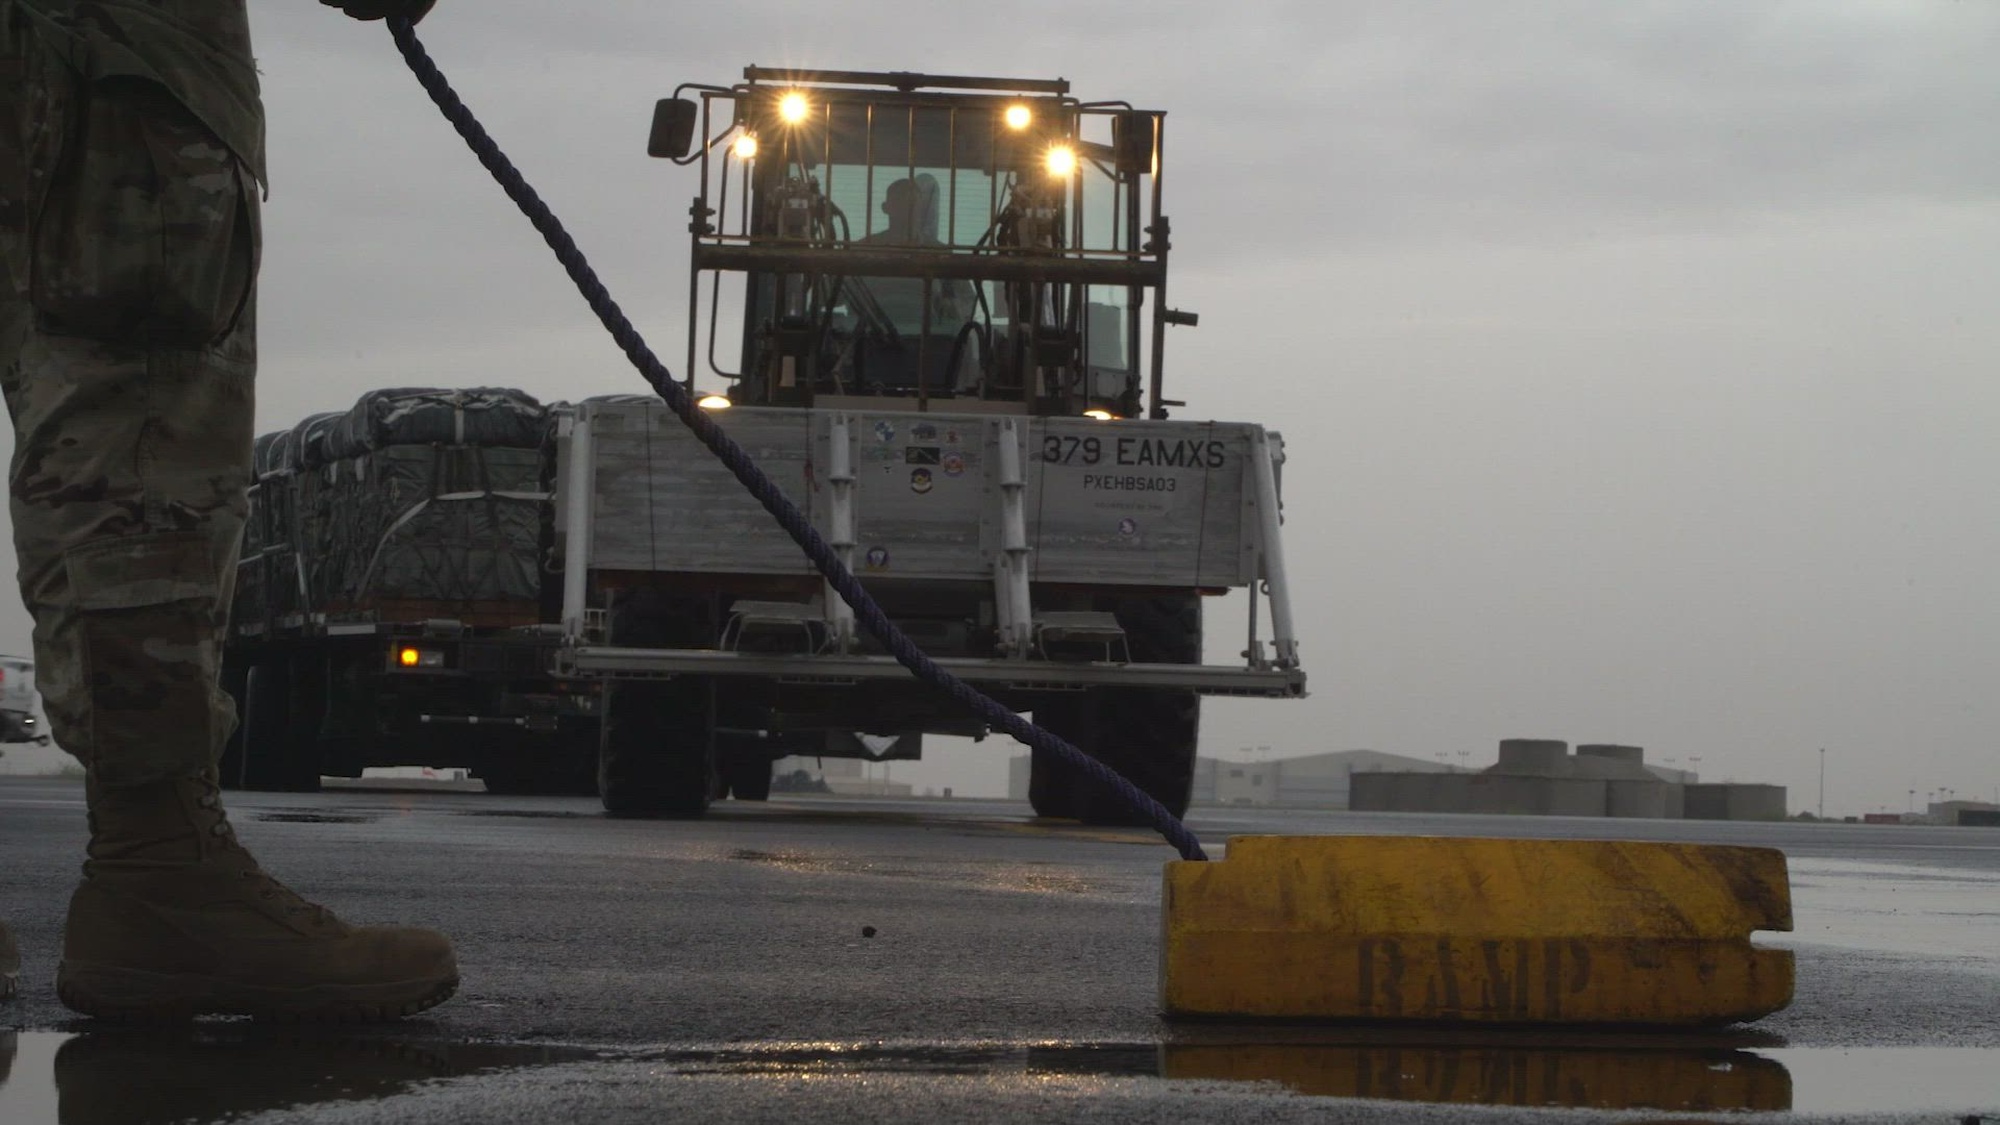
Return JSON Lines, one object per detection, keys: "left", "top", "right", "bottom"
{"left": 191, "top": 788, "right": 334, "bottom": 926}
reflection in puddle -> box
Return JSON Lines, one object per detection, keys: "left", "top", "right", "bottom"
{"left": 1155, "top": 1042, "right": 1789, "bottom": 1111}
{"left": 0, "top": 1029, "right": 598, "bottom": 1124}
{"left": 2, "top": 1029, "right": 1995, "bottom": 1121}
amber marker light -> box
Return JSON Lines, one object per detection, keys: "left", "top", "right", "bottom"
{"left": 399, "top": 647, "right": 421, "bottom": 667}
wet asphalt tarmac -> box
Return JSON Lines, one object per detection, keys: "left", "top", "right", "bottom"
{"left": 1, "top": 776, "right": 1996, "bottom": 1123}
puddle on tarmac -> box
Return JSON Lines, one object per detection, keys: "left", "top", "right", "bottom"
{"left": 1, "top": 1029, "right": 1995, "bottom": 1121}
{"left": 0, "top": 1030, "right": 602, "bottom": 1123}
{"left": 250, "top": 812, "right": 379, "bottom": 825}
{"left": 449, "top": 809, "right": 592, "bottom": 820}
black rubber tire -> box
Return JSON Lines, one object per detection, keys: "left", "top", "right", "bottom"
{"left": 600, "top": 681, "right": 712, "bottom": 817}
{"left": 216, "top": 653, "right": 250, "bottom": 789}
{"left": 598, "top": 590, "right": 715, "bottom": 818}
{"left": 238, "top": 656, "right": 316, "bottom": 792}
{"left": 1028, "top": 596, "right": 1202, "bottom": 825}
{"left": 722, "top": 752, "right": 773, "bottom": 801}
{"left": 277, "top": 652, "right": 327, "bottom": 792}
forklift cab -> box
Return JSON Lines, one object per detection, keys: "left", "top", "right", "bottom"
{"left": 651, "top": 68, "right": 1174, "bottom": 418}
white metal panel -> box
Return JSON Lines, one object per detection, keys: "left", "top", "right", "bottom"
{"left": 582, "top": 403, "right": 1265, "bottom": 590}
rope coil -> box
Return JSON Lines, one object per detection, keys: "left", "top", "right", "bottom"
{"left": 386, "top": 18, "right": 1207, "bottom": 861}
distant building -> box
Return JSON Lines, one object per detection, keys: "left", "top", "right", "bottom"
{"left": 1010, "top": 749, "right": 1453, "bottom": 809}
{"left": 1350, "top": 739, "right": 1787, "bottom": 822}
{"left": 773, "top": 754, "right": 913, "bottom": 797}
{"left": 1921, "top": 800, "right": 2000, "bottom": 827}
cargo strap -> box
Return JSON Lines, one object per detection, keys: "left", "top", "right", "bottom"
{"left": 384, "top": 18, "right": 1208, "bottom": 861}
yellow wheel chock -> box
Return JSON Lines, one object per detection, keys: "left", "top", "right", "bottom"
{"left": 1161, "top": 836, "right": 1793, "bottom": 1025}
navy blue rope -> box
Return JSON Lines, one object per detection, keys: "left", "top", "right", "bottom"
{"left": 387, "top": 19, "right": 1207, "bottom": 862}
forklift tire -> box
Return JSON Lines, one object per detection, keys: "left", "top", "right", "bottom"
{"left": 598, "top": 680, "right": 713, "bottom": 817}
{"left": 1026, "top": 735, "right": 1083, "bottom": 819}
{"left": 1027, "top": 596, "right": 1202, "bottom": 825}
{"left": 722, "top": 752, "right": 773, "bottom": 802}
{"left": 597, "top": 589, "right": 716, "bottom": 818}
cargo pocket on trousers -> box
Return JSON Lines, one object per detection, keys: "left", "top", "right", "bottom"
{"left": 63, "top": 531, "right": 226, "bottom": 766}
{"left": 64, "top": 531, "right": 219, "bottom": 612}
{"left": 30, "top": 76, "right": 258, "bottom": 348}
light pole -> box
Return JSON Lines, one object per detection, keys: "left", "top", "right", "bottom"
{"left": 1818, "top": 747, "right": 1826, "bottom": 819}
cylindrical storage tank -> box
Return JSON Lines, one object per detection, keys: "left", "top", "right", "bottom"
{"left": 1495, "top": 739, "right": 1568, "bottom": 774}
{"left": 1605, "top": 780, "right": 1670, "bottom": 818}
{"left": 1577, "top": 744, "right": 1645, "bottom": 766}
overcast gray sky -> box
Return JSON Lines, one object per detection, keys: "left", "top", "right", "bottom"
{"left": 5, "top": 1, "right": 1995, "bottom": 813}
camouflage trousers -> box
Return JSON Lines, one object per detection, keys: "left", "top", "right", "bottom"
{"left": 0, "top": 7, "right": 259, "bottom": 787}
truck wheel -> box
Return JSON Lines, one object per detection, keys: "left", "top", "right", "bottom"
{"left": 1026, "top": 732, "right": 1083, "bottom": 819}
{"left": 217, "top": 654, "right": 250, "bottom": 789}
{"left": 722, "top": 752, "right": 773, "bottom": 801}
{"left": 236, "top": 657, "right": 292, "bottom": 791}
{"left": 597, "top": 589, "right": 716, "bottom": 818}
{"left": 275, "top": 652, "right": 327, "bottom": 793}
{"left": 1028, "top": 596, "right": 1202, "bottom": 825}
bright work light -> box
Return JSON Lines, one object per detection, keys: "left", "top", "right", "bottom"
{"left": 732, "top": 133, "right": 759, "bottom": 160}
{"left": 697, "top": 394, "right": 733, "bottom": 410}
{"left": 1004, "top": 104, "right": 1032, "bottom": 130}
{"left": 1045, "top": 144, "right": 1077, "bottom": 178}
{"left": 779, "top": 91, "right": 810, "bottom": 124}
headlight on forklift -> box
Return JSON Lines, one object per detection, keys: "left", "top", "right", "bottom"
{"left": 1044, "top": 144, "right": 1077, "bottom": 178}
{"left": 1083, "top": 408, "right": 1117, "bottom": 421}
{"left": 696, "top": 393, "right": 733, "bottom": 410}
{"left": 778, "top": 91, "right": 811, "bottom": 125}
{"left": 396, "top": 647, "right": 446, "bottom": 669}
{"left": 1003, "top": 103, "right": 1032, "bottom": 131}
{"left": 732, "top": 132, "right": 759, "bottom": 160}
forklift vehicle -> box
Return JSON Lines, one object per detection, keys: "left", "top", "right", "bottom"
{"left": 549, "top": 67, "right": 1304, "bottom": 821}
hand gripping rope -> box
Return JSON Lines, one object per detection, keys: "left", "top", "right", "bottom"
{"left": 387, "top": 19, "right": 1209, "bottom": 862}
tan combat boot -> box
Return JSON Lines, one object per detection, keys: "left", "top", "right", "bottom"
{"left": 1, "top": 918, "right": 18, "bottom": 999}
{"left": 56, "top": 775, "right": 458, "bottom": 1022}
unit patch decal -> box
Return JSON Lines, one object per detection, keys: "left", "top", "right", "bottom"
{"left": 905, "top": 446, "right": 941, "bottom": 465}
{"left": 865, "top": 546, "right": 890, "bottom": 570}
{"left": 873, "top": 420, "right": 896, "bottom": 443}
{"left": 911, "top": 422, "right": 938, "bottom": 441}
{"left": 941, "top": 451, "right": 967, "bottom": 477}
{"left": 1118, "top": 517, "right": 1139, "bottom": 537}
{"left": 910, "top": 468, "right": 934, "bottom": 494}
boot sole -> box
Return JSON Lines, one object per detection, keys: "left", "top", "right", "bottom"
{"left": 55, "top": 962, "right": 459, "bottom": 1024}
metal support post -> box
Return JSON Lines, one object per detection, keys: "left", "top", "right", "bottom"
{"left": 1248, "top": 429, "right": 1297, "bottom": 668}
{"left": 825, "top": 413, "right": 859, "bottom": 652}
{"left": 559, "top": 409, "right": 595, "bottom": 641}
{"left": 994, "top": 417, "right": 1034, "bottom": 657}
